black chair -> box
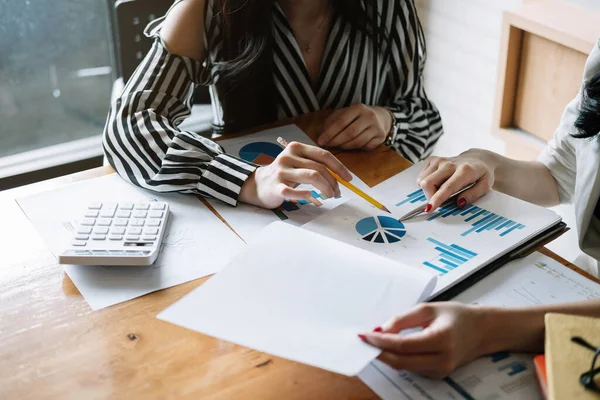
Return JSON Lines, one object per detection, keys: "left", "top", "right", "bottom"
{"left": 107, "top": 0, "right": 213, "bottom": 132}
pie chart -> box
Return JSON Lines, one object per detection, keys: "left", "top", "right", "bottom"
{"left": 355, "top": 216, "right": 406, "bottom": 244}
{"left": 239, "top": 142, "right": 283, "bottom": 165}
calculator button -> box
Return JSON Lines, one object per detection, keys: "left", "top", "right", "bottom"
{"left": 91, "top": 234, "right": 106, "bottom": 240}
{"left": 109, "top": 235, "right": 123, "bottom": 241}
{"left": 125, "top": 235, "right": 140, "bottom": 241}
{"left": 135, "top": 203, "right": 150, "bottom": 210}
{"left": 148, "top": 211, "right": 163, "bottom": 218}
{"left": 88, "top": 202, "right": 102, "bottom": 209}
{"left": 116, "top": 210, "right": 131, "bottom": 218}
{"left": 150, "top": 203, "right": 166, "bottom": 210}
{"left": 71, "top": 240, "right": 87, "bottom": 246}
{"left": 77, "top": 226, "right": 92, "bottom": 234}
{"left": 75, "top": 234, "right": 89, "bottom": 240}
{"left": 127, "top": 227, "right": 142, "bottom": 235}
{"left": 84, "top": 210, "right": 99, "bottom": 218}
{"left": 93, "top": 227, "right": 109, "bottom": 235}
{"left": 81, "top": 218, "right": 96, "bottom": 226}
{"left": 111, "top": 227, "right": 126, "bottom": 235}
{"left": 100, "top": 208, "right": 116, "bottom": 218}
{"left": 133, "top": 210, "right": 147, "bottom": 218}
{"left": 142, "top": 235, "right": 156, "bottom": 241}
{"left": 119, "top": 202, "right": 134, "bottom": 210}
{"left": 143, "top": 228, "right": 159, "bottom": 235}
{"left": 114, "top": 218, "right": 128, "bottom": 226}
{"left": 146, "top": 219, "right": 161, "bottom": 227}
{"left": 97, "top": 218, "right": 112, "bottom": 226}
{"left": 131, "top": 219, "right": 145, "bottom": 226}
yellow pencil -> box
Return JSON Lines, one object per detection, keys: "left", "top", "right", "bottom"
{"left": 276, "top": 137, "right": 391, "bottom": 213}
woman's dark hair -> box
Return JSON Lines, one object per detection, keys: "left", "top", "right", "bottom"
{"left": 573, "top": 70, "right": 600, "bottom": 139}
{"left": 210, "top": 0, "right": 388, "bottom": 133}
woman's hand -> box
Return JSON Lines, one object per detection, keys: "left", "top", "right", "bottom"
{"left": 239, "top": 141, "right": 352, "bottom": 209}
{"left": 318, "top": 104, "right": 391, "bottom": 151}
{"left": 418, "top": 150, "right": 497, "bottom": 212}
{"left": 359, "top": 302, "right": 489, "bottom": 379}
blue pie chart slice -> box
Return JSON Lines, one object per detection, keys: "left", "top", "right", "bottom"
{"left": 239, "top": 142, "right": 284, "bottom": 164}
{"left": 356, "top": 216, "right": 406, "bottom": 244}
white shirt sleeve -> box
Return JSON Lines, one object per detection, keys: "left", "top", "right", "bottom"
{"left": 537, "top": 94, "right": 579, "bottom": 205}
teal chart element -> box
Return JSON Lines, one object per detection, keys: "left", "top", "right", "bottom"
{"left": 423, "top": 237, "right": 478, "bottom": 275}
{"left": 238, "top": 142, "right": 283, "bottom": 165}
{"left": 396, "top": 188, "right": 526, "bottom": 238}
{"left": 356, "top": 216, "right": 406, "bottom": 244}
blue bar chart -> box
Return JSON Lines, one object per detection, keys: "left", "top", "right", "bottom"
{"left": 427, "top": 204, "right": 526, "bottom": 238}
{"left": 395, "top": 188, "right": 427, "bottom": 207}
{"left": 395, "top": 188, "right": 526, "bottom": 238}
{"left": 423, "top": 237, "right": 478, "bottom": 275}
{"left": 499, "top": 360, "right": 528, "bottom": 377}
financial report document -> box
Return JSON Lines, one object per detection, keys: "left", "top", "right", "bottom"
{"left": 208, "top": 124, "right": 370, "bottom": 240}
{"left": 303, "top": 162, "right": 562, "bottom": 296}
{"left": 359, "top": 252, "right": 600, "bottom": 400}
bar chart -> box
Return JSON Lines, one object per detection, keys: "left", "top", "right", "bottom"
{"left": 395, "top": 188, "right": 526, "bottom": 238}
{"left": 395, "top": 188, "right": 427, "bottom": 207}
{"left": 423, "top": 237, "right": 478, "bottom": 275}
{"left": 428, "top": 204, "right": 526, "bottom": 238}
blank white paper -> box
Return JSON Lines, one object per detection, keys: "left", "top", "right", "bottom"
{"left": 158, "top": 222, "right": 436, "bottom": 376}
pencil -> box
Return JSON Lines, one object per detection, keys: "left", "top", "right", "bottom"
{"left": 276, "top": 137, "right": 391, "bottom": 213}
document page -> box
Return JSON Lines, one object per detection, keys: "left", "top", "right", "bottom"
{"left": 158, "top": 222, "right": 436, "bottom": 376}
{"left": 359, "top": 252, "right": 600, "bottom": 400}
{"left": 303, "top": 163, "right": 562, "bottom": 296}
{"left": 208, "top": 124, "right": 370, "bottom": 240}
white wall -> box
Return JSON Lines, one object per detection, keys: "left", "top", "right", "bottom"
{"left": 416, "top": 0, "right": 598, "bottom": 273}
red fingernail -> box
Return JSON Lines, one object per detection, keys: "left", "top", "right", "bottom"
{"left": 358, "top": 334, "right": 368, "bottom": 342}
{"left": 373, "top": 326, "right": 383, "bottom": 332}
{"left": 457, "top": 198, "right": 467, "bottom": 208}
{"left": 424, "top": 204, "right": 432, "bottom": 213}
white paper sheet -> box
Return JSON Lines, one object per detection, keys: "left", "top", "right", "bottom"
{"left": 359, "top": 252, "right": 600, "bottom": 400}
{"left": 209, "top": 124, "right": 371, "bottom": 240}
{"left": 17, "top": 174, "right": 244, "bottom": 310}
{"left": 158, "top": 222, "right": 436, "bottom": 376}
{"left": 302, "top": 163, "right": 562, "bottom": 296}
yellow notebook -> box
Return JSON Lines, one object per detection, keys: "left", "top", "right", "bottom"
{"left": 545, "top": 313, "right": 600, "bottom": 400}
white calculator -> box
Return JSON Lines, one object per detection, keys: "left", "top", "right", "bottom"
{"left": 59, "top": 201, "right": 170, "bottom": 266}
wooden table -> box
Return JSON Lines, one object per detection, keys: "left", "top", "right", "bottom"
{"left": 1, "top": 111, "right": 596, "bottom": 400}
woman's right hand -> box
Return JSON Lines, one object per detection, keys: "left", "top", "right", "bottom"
{"left": 239, "top": 141, "right": 353, "bottom": 209}
{"left": 418, "top": 149, "right": 496, "bottom": 212}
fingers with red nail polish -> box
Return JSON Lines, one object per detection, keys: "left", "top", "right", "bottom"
{"left": 424, "top": 204, "right": 432, "bottom": 213}
{"left": 457, "top": 198, "right": 467, "bottom": 208}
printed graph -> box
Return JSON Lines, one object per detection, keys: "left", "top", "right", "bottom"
{"left": 396, "top": 188, "right": 427, "bottom": 207}
{"left": 499, "top": 361, "right": 528, "bottom": 377}
{"left": 395, "top": 188, "right": 526, "bottom": 238}
{"left": 239, "top": 142, "right": 283, "bottom": 165}
{"left": 423, "top": 237, "right": 478, "bottom": 275}
{"left": 355, "top": 216, "right": 406, "bottom": 244}
{"left": 272, "top": 190, "right": 342, "bottom": 221}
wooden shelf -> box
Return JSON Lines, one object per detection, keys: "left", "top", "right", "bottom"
{"left": 494, "top": 0, "right": 600, "bottom": 160}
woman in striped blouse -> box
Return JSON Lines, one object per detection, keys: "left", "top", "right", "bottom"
{"left": 103, "top": 0, "right": 443, "bottom": 208}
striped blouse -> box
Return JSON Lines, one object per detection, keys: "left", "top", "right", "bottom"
{"left": 102, "top": 0, "right": 443, "bottom": 206}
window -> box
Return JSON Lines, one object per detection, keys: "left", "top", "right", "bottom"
{"left": 0, "top": 0, "right": 112, "bottom": 159}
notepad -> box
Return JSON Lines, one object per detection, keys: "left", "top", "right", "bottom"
{"left": 158, "top": 222, "right": 437, "bottom": 376}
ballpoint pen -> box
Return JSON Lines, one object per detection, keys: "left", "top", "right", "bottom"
{"left": 398, "top": 182, "right": 476, "bottom": 221}
{"left": 276, "top": 137, "right": 391, "bottom": 213}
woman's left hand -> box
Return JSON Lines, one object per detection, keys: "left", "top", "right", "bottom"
{"left": 318, "top": 104, "right": 392, "bottom": 151}
{"left": 359, "top": 302, "right": 489, "bottom": 379}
